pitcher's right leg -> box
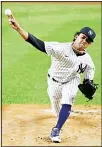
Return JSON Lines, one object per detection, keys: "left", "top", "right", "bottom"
{"left": 47, "top": 77, "right": 62, "bottom": 117}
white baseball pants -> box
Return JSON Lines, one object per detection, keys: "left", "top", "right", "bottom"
{"left": 47, "top": 76, "right": 80, "bottom": 116}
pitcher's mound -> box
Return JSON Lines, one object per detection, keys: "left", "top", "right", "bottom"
{"left": 2, "top": 104, "right": 101, "bottom": 146}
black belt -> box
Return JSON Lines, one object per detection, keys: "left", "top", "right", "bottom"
{"left": 48, "top": 74, "right": 59, "bottom": 83}
{"left": 48, "top": 74, "right": 68, "bottom": 84}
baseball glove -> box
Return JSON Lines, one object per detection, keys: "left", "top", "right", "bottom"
{"left": 78, "top": 79, "right": 98, "bottom": 100}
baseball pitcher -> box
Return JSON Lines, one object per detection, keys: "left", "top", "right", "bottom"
{"left": 6, "top": 12, "right": 98, "bottom": 143}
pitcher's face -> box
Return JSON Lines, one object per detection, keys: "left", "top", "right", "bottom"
{"left": 73, "top": 33, "right": 92, "bottom": 52}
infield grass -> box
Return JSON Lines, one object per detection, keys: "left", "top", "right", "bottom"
{"left": 2, "top": 2, "right": 101, "bottom": 104}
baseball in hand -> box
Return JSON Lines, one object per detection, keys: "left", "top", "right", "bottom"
{"left": 5, "top": 9, "right": 12, "bottom": 16}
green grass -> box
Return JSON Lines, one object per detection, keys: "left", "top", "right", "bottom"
{"left": 2, "top": 2, "right": 101, "bottom": 104}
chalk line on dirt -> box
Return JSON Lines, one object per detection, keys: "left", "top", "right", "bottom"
{"left": 42, "top": 109, "right": 101, "bottom": 114}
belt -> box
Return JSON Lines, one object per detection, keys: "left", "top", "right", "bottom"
{"left": 48, "top": 74, "right": 59, "bottom": 83}
{"left": 48, "top": 74, "right": 68, "bottom": 84}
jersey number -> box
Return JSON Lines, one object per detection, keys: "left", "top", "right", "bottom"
{"left": 77, "top": 63, "right": 87, "bottom": 73}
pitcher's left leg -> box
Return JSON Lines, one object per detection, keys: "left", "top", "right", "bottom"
{"left": 62, "top": 77, "right": 80, "bottom": 105}
{"left": 50, "top": 77, "right": 80, "bottom": 143}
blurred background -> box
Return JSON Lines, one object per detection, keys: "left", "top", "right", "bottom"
{"left": 2, "top": 2, "right": 101, "bottom": 105}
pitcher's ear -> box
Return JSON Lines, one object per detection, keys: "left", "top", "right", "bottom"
{"left": 74, "top": 34, "right": 78, "bottom": 39}
{"left": 74, "top": 32, "right": 80, "bottom": 40}
{"left": 73, "top": 32, "right": 80, "bottom": 42}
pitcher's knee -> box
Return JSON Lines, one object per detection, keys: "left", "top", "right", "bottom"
{"left": 61, "top": 95, "right": 75, "bottom": 105}
{"left": 51, "top": 97, "right": 61, "bottom": 117}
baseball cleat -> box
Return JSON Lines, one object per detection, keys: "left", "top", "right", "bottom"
{"left": 50, "top": 127, "right": 61, "bottom": 143}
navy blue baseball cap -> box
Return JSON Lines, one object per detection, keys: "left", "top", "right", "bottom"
{"left": 79, "top": 27, "right": 96, "bottom": 42}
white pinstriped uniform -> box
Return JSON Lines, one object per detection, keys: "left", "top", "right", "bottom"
{"left": 44, "top": 42, "right": 95, "bottom": 116}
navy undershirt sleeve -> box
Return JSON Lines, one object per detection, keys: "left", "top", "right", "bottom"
{"left": 26, "top": 33, "right": 46, "bottom": 53}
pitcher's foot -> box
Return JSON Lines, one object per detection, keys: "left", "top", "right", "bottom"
{"left": 50, "top": 127, "right": 61, "bottom": 143}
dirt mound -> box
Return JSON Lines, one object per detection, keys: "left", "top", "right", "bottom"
{"left": 2, "top": 104, "right": 101, "bottom": 146}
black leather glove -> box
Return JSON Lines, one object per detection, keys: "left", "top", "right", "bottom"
{"left": 78, "top": 79, "right": 98, "bottom": 100}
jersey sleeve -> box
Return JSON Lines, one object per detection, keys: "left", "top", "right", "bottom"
{"left": 26, "top": 33, "right": 46, "bottom": 53}
{"left": 44, "top": 41, "right": 63, "bottom": 57}
{"left": 84, "top": 54, "right": 95, "bottom": 80}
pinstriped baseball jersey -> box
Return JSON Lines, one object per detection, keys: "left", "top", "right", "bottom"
{"left": 44, "top": 42, "right": 95, "bottom": 82}
{"left": 44, "top": 41, "right": 95, "bottom": 116}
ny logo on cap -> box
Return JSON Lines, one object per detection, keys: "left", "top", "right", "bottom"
{"left": 88, "top": 30, "right": 93, "bottom": 36}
